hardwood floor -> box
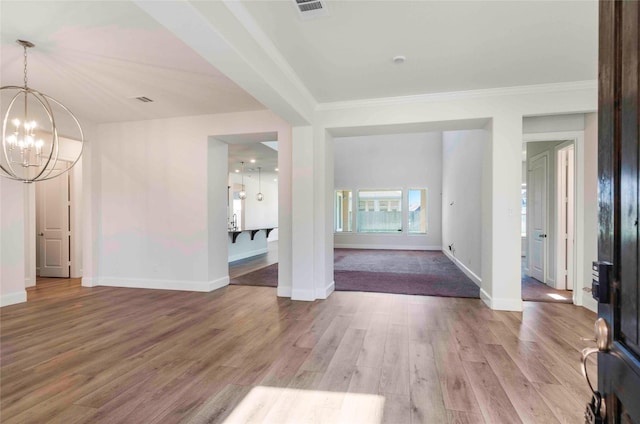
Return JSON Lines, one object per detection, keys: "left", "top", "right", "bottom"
{"left": 1, "top": 279, "right": 597, "bottom": 423}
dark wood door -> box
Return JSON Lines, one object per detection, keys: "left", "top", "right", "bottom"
{"left": 598, "top": 1, "right": 640, "bottom": 423}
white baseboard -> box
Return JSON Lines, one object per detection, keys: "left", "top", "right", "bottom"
{"left": 334, "top": 244, "right": 442, "bottom": 251}
{"left": 228, "top": 247, "right": 268, "bottom": 263}
{"left": 442, "top": 249, "right": 481, "bottom": 287}
{"left": 291, "top": 288, "right": 315, "bottom": 301}
{"left": 1, "top": 290, "right": 27, "bottom": 307}
{"left": 316, "top": 280, "right": 335, "bottom": 299}
{"left": 277, "top": 285, "right": 292, "bottom": 298}
{"left": 82, "top": 277, "right": 99, "bottom": 287}
{"left": 97, "top": 276, "right": 229, "bottom": 292}
{"left": 480, "top": 288, "right": 523, "bottom": 311}
{"left": 582, "top": 295, "right": 598, "bottom": 313}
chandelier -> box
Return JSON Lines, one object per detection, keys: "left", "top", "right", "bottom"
{"left": 256, "top": 167, "right": 264, "bottom": 201}
{"left": 238, "top": 161, "right": 247, "bottom": 199}
{"left": 1, "top": 40, "right": 84, "bottom": 183}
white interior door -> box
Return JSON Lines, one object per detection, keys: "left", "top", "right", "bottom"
{"left": 36, "top": 165, "right": 70, "bottom": 278}
{"left": 528, "top": 154, "right": 547, "bottom": 283}
{"left": 558, "top": 146, "right": 576, "bottom": 291}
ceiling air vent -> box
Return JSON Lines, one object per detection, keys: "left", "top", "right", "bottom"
{"left": 134, "top": 96, "right": 154, "bottom": 103}
{"left": 294, "top": 0, "right": 329, "bottom": 20}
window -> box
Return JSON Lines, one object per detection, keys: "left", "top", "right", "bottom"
{"left": 357, "top": 190, "right": 402, "bottom": 233}
{"left": 334, "top": 190, "right": 353, "bottom": 232}
{"left": 408, "top": 188, "right": 427, "bottom": 233}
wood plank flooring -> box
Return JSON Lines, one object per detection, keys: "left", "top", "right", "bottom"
{"left": 1, "top": 280, "right": 597, "bottom": 423}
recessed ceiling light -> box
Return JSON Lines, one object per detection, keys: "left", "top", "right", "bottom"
{"left": 392, "top": 55, "right": 406, "bottom": 65}
{"left": 235, "top": 169, "right": 239, "bottom": 173}
{"left": 250, "top": 159, "right": 256, "bottom": 163}
{"left": 274, "top": 178, "right": 277, "bottom": 182}
{"left": 275, "top": 168, "right": 279, "bottom": 171}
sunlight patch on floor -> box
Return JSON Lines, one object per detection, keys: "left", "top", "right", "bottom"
{"left": 547, "top": 293, "right": 567, "bottom": 300}
{"left": 223, "top": 386, "right": 385, "bottom": 424}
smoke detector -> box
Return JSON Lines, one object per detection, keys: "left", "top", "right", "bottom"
{"left": 294, "top": 0, "right": 329, "bottom": 20}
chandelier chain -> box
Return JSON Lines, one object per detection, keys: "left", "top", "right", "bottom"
{"left": 23, "top": 45, "right": 28, "bottom": 89}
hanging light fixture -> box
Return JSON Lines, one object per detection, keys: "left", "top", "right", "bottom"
{"left": 238, "top": 161, "right": 247, "bottom": 199}
{"left": 1, "top": 39, "right": 84, "bottom": 183}
{"left": 256, "top": 166, "right": 264, "bottom": 201}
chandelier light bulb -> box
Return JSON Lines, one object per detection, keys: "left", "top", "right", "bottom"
{"left": 239, "top": 190, "right": 247, "bottom": 199}
{"left": 257, "top": 192, "right": 263, "bottom": 201}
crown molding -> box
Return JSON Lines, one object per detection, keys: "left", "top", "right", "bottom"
{"left": 316, "top": 80, "right": 597, "bottom": 112}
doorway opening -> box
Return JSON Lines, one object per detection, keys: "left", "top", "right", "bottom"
{"left": 36, "top": 160, "right": 72, "bottom": 278}
{"left": 522, "top": 139, "right": 574, "bottom": 303}
{"left": 218, "top": 133, "right": 279, "bottom": 288}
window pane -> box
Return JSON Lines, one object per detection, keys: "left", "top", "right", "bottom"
{"left": 357, "top": 190, "right": 402, "bottom": 233}
{"left": 334, "top": 190, "right": 352, "bottom": 232}
{"left": 408, "top": 189, "right": 427, "bottom": 233}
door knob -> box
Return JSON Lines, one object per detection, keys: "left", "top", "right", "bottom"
{"left": 39, "top": 232, "right": 44, "bottom": 236}
{"left": 538, "top": 234, "right": 547, "bottom": 238}
{"left": 593, "top": 317, "right": 611, "bottom": 352}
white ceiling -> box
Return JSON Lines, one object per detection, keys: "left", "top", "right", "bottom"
{"left": 221, "top": 133, "right": 279, "bottom": 180}
{"left": 241, "top": 0, "right": 598, "bottom": 102}
{"left": 0, "top": 1, "right": 265, "bottom": 124}
{"left": 1, "top": 1, "right": 599, "bottom": 126}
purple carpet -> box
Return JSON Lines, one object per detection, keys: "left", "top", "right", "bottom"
{"left": 229, "top": 250, "right": 481, "bottom": 299}
{"left": 334, "top": 249, "right": 480, "bottom": 298}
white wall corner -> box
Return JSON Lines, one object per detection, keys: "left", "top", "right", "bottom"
{"left": 207, "top": 276, "right": 230, "bottom": 292}
{"left": 315, "top": 280, "right": 335, "bottom": 300}
{"left": 443, "top": 249, "right": 481, "bottom": 287}
{"left": 1, "top": 290, "right": 27, "bottom": 307}
{"left": 24, "top": 277, "right": 36, "bottom": 288}
{"left": 480, "top": 287, "right": 523, "bottom": 312}
{"left": 97, "top": 277, "right": 228, "bottom": 292}
{"left": 82, "top": 277, "right": 99, "bottom": 287}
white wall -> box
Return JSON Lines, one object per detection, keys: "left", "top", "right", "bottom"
{"left": 86, "top": 110, "right": 291, "bottom": 293}
{"left": 0, "top": 179, "right": 27, "bottom": 306}
{"left": 442, "top": 129, "right": 485, "bottom": 285}
{"left": 228, "top": 171, "right": 278, "bottom": 240}
{"left": 582, "top": 113, "right": 598, "bottom": 312}
{"left": 523, "top": 113, "right": 586, "bottom": 134}
{"left": 333, "top": 132, "right": 443, "bottom": 250}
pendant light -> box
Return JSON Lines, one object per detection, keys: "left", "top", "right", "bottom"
{"left": 238, "top": 161, "right": 247, "bottom": 199}
{"left": 1, "top": 39, "right": 84, "bottom": 183}
{"left": 256, "top": 167, "right": 264, "bottom": 201}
